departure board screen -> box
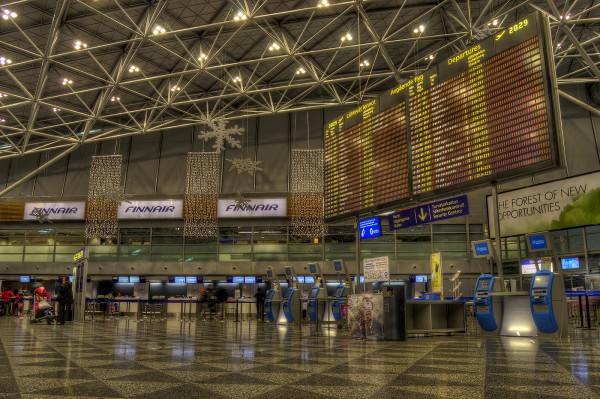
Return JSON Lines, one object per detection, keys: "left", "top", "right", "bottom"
{"left": 324, "top": 12, "right": 559, "bottom": 221}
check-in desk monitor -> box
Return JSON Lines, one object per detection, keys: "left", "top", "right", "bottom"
{"left": 530, "top": 270, "right": 565, "bottom": 334}
{"left": 282, "top": 287, "right": 299, "bottom": 323}
{"left": 474, "top": 274, "right": 501, "bottom": 332}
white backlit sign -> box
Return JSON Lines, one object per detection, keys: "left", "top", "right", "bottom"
{"left": 218, "top": 198, "right": 287, "bottom": 218}
{"left": 24, "top": 202, "right": 85, "bottom": 220}
{"left": 118, "top": 200, "right": 183, "bottom": 219}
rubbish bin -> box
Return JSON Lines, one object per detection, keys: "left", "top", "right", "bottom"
{"left": 383, "top": 286, "right": 407, "bottom": 341}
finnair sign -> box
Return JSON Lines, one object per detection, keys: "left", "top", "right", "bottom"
{"left": 24, "top": 202, "right": 86, "bottom": 220}
{"left": 218, "top": 198, "right": 287, "bottom": 218}
{"left": 118, "top": 200, "right": 183, "bottom": 219}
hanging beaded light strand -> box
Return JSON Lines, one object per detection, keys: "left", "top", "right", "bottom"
{"left": 289, "top": 149, "right": 327, "bottom": 237}
{"left": 85, "top": 155, "right": 123, "bottom": 238}
{"left": 184, "top": 152, "right": 220, "bottom": 237}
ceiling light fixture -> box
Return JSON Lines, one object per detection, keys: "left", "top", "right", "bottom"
{"left": 0, "top": 56, "right": 12, "bottom": 65}
{"left": 170, "top": 86, "right": 181, "bottom": 92}
{"left": 0, "top": 118, "right": 5, "bottom": 123}
{"left": 198, "top": 53, "right": 208, "bottom": 61}
{"left": 340, "top": 33, "right": 353, "bottom": 42}
{"left": 1, "top": 9, "right": 17, "bottom": 20}
{"left": 152, "top": 25, "right": 166, "bottom": 35}
{"left": 0, "top": 93, "right": 7, "bottom": 98}
{"left": 268, "top": 42, "right": 280, "bottom": 51}
{"left": 426, "top": 54, "right": 434, "bottom": 60}
{"left": 52, "top": 107, "right": 60, "bottom": 112}
{"left": 296, "top": 67, "right": 306, "bottom": 75}
{"left": 414, "top": 25, "right": 425, "bottom": 34}
{"left": 74, "top": 40, "right": 88, "bottom": 50}
{"left": 110, "top": 96, "right": 120, "bottom": 102}
{"left": 233, "top": 76, "right": 242, "bottom": 83}
{"left": 233, "top": 11, "right": 248, "bottom": 21}
{"left": 128, "top": 65, "right": 140, "bottom": 73}
{"left": 317, "top": 0, "right": 329, "bottom": 7}
{"left": 61, "top": 78, "right": 73, "bottom": 85}
{"left": 359, "top": 60, "right": 370, "bottom": 67}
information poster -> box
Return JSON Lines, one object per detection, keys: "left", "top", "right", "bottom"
{"left": 363, "top": 256, "right": 390, "bottom": 283}
{"left": 347, "top": 293, "right": 384, "bottom": 340}
{"left": 431, "top": 253, "right": 443, "bottom": 295}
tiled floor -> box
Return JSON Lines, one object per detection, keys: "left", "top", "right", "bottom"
{"left": 1, "top": 317, "right": 599, "bottom": 398}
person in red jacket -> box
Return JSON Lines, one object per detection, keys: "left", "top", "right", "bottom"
{"left": 1, "top": 288, "right": 13, "bottom": 316}
{"left": 33, "top": 285, "right": 51, "bottom": 317}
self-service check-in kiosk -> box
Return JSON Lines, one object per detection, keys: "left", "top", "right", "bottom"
{"left": 264, "top": 267, "right": 281, "bottom": 323}
{"left": 530, "top": 270, "right": 568, "bottom": 338}
{"left": 282, "top": 266, "right": 300, "bottom": 324}
{"left": 306, "top": 263, "right": 327, "bottom": 322}
{"left": 474, "top": 274, "right": 502, "bottom": 333}
{"left": 331, "top": 259, "right": 351, "bottom": 321}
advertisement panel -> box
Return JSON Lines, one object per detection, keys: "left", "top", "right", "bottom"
{"left": 218, "top": 198, "right": 287, "bottom": 218}
{"left": 430, "top": 253, "right": 443, "bottom": 295}
{"left": 487, "top": 171, "right": 600, "bottom": 237}
{"left": 118, "top": 200, "right": 183, "bottom": 219}
{"left": 24, "top": 202, "right": 85, "bottom": 220}
{"left": 363, "top": 256, "right": 390, "bottom": 283}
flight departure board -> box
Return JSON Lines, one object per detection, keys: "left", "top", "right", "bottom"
{"left": 324, "top": 12, "right": 560, "bottom": 221}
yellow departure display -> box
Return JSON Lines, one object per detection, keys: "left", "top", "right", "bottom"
{"left": 324, "top": 13, "right": 559, "bottom": 221}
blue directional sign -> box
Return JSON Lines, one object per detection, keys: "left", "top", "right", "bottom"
{"left": 388, "top": 195, "right": 469, "bottom": 231}
{"left": 359, "top": 217, "right": 382, "bottom": 240}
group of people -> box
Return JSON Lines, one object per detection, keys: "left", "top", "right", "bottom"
{"left": 0, "top": 275, "right": 73, "bottom": 324}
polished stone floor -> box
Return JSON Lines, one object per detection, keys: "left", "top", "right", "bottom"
{"left": 0, "top": 317, "right": 599, "bottom": 399}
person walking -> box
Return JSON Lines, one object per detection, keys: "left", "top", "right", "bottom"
{"left": 56, "top": 275, "right": 73, "bottom": 325}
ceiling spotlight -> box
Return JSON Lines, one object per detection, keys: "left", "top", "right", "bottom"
{"left": 296, "top": 67, "right": 306, "bottom": 75}
{"left": 359, "top": 60, "right": 370, "bottom": 67}
{"left": 52, "top": 107, "right": 60, "bottom": 112}
{"left": 419, "top": 25, "right": 425, "bottom": 32}
{"left": 128, "top": 65, "right": 140, "bottom": 73}
{"left": 233, "top": 76, "right": 242, "bottom": 83}
{"left": 492, "top": 19, "right": 499, "bottom": 26}
{"left": 317, "top": 0, "right": 329, "bottom": 8}
{"left": 0, "top": 93, "right": 7, "bottom": 98}
{"left": 1, "top": 9, "right": 17, "bottom": 20}
{"left": 170, "top": 86, "right": 181, "bottom": 92}
{"left": 560, "top": 14, "right": 571, "bottom": 20}
{"left": 341, "top": 33, "right": 353, "bottom": 42}
{"left": 198, "top": 53, "right": 208, "bottom": 61}
{"left": 233, "top": 11, "right": 248, "bottom": 21}
{"left": 74, "top": 40, "right": 88, "bottom": 50}
{"left": 110, "top": 96, "right": 120, "bottom": 102}
{"left": 0, "top": 56, "right": 12, "bottom": 65}
{"left": 0, "top": 118, "right": 5, "bottom": 123}
{"left": 61, "top": 78, "right": 73, "bottom": 85}
{"left": 427, "top": 54, "right": 434, "bottom": 60}
{"left": 152, "top": 25, "right": 166, "bottom": 35}
{"left": 268, "top": 42, "right": 281, "bottom": 51}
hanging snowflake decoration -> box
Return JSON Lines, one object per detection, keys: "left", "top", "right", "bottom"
{"left": 198, "top": 117, "right": 244, "bottom": 152}
{"left": 29, "top": 208, "right": 53, "bottom": 224}
{"left": 233, "top": 191, "right": 251, "bottom": 208}
{"left": 225, "top": 157, "right": 263, "bottom": 176}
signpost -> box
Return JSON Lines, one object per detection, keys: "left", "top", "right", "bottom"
{"left": 388, "top": 195, "right": 469, "bottom": 230}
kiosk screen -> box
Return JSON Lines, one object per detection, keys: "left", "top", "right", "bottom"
{"left": 285, "top": 268, "right": 293, "bottom": 277}
{"left": 308, "top": 264, "right": 318, "bottom": 274}
{"left": 334, "top": 261, "right": 343, "bottom": 272}
{"left": 533, "top": 274, "right": 550, "bottom": 288}
{"left": 561, "top": 257, "right": 580, "bottom": 270}
{"left": 477, "top": 279, "right": 491, "bottom": 291}
{"left": 521, "top": 259, "right": 538, "bottom": 274}
{"left": 266, "top": 269, "right": 274, "bottom": 278}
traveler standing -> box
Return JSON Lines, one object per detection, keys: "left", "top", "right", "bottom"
{"left": 254, "top": 288, "right": 266, "bottom": 322}
{"left": 56, "top": 275, "right": 73, "bottom": 325}
{"left": 1, "top": 288, "right": 13, "bottom": 316}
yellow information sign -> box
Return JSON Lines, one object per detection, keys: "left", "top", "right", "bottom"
{"left": 431, "top": 252, "right": 442, "bottom": 295}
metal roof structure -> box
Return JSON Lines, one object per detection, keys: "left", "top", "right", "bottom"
{"left": 0, "top": 0, "right": 598, "bottom": 164}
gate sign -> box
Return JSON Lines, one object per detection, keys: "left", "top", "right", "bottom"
{"left": 388, "top": 195, "right": 469, "bottom": 230}
{"left": 359, "top": 217, "right": 382, "bottom": 240}
{"left": 364, "top": 256, "right": 390, "bottom": 283}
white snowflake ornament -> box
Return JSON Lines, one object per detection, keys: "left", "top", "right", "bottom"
{"left": 225, "top": 157, "right": 263, "bottom": 176}
{"left": 234, "top": 192, "right": 251, "bottom": 208}
{"left": 198, "top": 117, "right": 244, "bottom": 152}
{"left": 29, "top": 208, "right": 53, "bottom": 224}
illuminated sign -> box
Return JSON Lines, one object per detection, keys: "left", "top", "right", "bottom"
{"left": 359, "top": 217, "right": 382, "bottom": 240}
{"left": 73, "top": 248, "right": 86, "bottom": 263}
{"left": 24, "top": 202, "right": 85, "bottom": 221}
{"left": 217, "top": 198, "right": 287, "bottom": 218}
{"left": 118, "top": 200, "right": 183, "bottom": 219}
{"left": 324, "top": 12, "right": 559, "bottom": 221}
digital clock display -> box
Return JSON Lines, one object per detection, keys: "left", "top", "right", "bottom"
{"left": 324, "top": 12, "right": 559, "bottom": 221}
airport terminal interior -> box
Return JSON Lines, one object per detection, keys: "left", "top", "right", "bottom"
{"left": 0, "top": 0, "right": 600, "bottom": 398}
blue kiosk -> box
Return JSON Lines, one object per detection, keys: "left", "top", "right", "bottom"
{"left": 281, "top": 266, "right": 300, "bottom": 324}
{"left": 474, "top": 274, "right": 502, "bottom": 333}
{"left": 331, "top": 259, "right": 352, "bottom": 321}
{"left": 264, "top": 267, "right": 282, "bottom": 323}
{"left": 306, "top": 263, "right": 327, "bottom": 322}
{"left": 530, "top": 270, "right": 568, "bottom": 337}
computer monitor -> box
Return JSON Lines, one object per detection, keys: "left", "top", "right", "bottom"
{"left": 226, "top": 276, "right": 234, "bottom": 283}
{"left": 19, "top": 276, "right": 30, "bottom": 283}
{"left": 526, "top": 232, "right": 552, "bottom": 252}
{"left": 118, "top": 276, "right": 129, "bottom": 283}
{"left": 284, "top": 267, "right": 294, "bottom": 277}
{"left": 305, "top": 276, "right": 315, "bottom": 284}
{"left": 168, "top": 276, "right": 175, "bottom": 283}
{"left": 185, "top": 276, "right": 198, "bottom": 284}
{"left": 521, "top": 259, "right": 538, "bottom": 275}
{"left": 129, "top": 276, "right": 140, "bottom": 283}
{"left": 297, "top": 276, "right": 305, "bottom": 284}
{"left": 244, "top": 276, "right": 256, "bottom": 284}
{"left": 532, "top": 274, "right": 551, "bottom": 289}
{"left": 415, "top": 275, "right": 428, "bottom": 283}
{"left": 561, "top": 257, "right": 580, "bottom": 270}
{"left": 472, "top": 240, "right": 493, "bottom": 258}
{"left": 174, "top": 276, "right": 186, "bottom": 283}
{"left": 233, "top": 276, "right": 244, "bottom": 284}
{"left": 477, "top": 278, "right": 491, "bottom": 291}
{"left": 333, "top": 260, "right": 345, "bottom": 272}
{"left": 266, "top": 269, "right": 274, "bottom": 279}
{"left": 308, "top": 263, "right": 318, "bottom": 274}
